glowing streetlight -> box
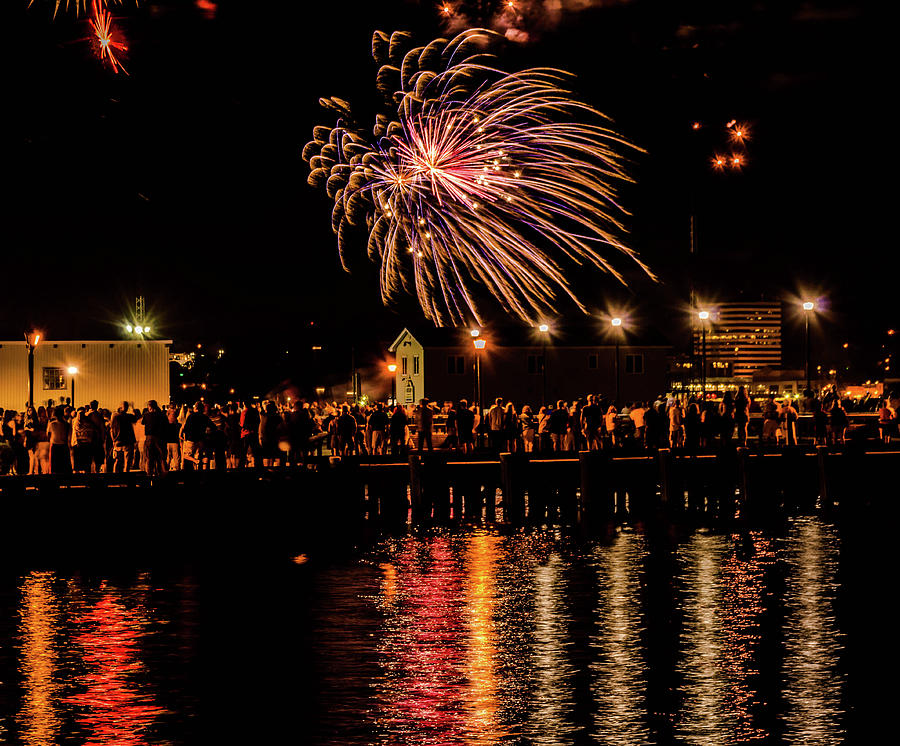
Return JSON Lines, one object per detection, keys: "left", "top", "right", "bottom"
{"left": 470, "top": 329, "right": 481, "bottom": 337}
{"left": 609, "top": 317, "right": 626, "bottom": 405}
{"left": 802, "top": 300, "right": 820, "bottom": 394}
{"left": 387, "top": 362, "right": 398, "bottom": 405}
{"left": 537, "top": 323, "right": 551, "bottom": 404}
{"left": 697, "top": 310, "right": 710, "bottom": 398}
{"left": 473, "top": 338, "right": 486, "bottom": 429}
{"left": 67, "top": 366, "right": 79, "bottom": 406}
{"left": 24, "top": 330, "right": 41, "bottom": 407}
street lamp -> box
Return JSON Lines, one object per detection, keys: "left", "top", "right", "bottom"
{"left": 537, "top": 323, "right": 551, "bottom": 405}
{"left": 473, "top": 338, "right": 486, "bottom": 440}
{"left": 387, "top": 362, "right": 397, "bottom": 405}
{"left": 610, "top": 317, "right": 624, "bottom": 406}
{"left": 24, "top": 331, "right": 41, "bottom": 407}
{"left": 697, "top": 310, "right": 710, "bottom": 399}
{"left": 67, "top": 366, "right": 79, "bottom": 406}
{"left": 802, "top": 300, "right": 817, "bottom": 395}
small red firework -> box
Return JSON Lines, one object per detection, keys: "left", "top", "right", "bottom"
{"left": 90, "top": 0, "right": 127, "bottom": 74}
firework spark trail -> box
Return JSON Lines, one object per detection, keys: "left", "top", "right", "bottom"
{"left": 90, "top": 0, "right": 127, "bottom": 74}
{"left": 304, "top": 29, "right": 654, "bottom": 326}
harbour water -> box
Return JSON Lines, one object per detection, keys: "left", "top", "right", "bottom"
{"left": 0, "top": 513, "right": 888, "bottom": 743}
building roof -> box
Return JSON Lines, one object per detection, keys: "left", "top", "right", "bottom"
{"left": 0, "top": 340, "right": 172, "bottom": 346}
{"left": 389, "top": 324, "right": 672, "bottom": 350}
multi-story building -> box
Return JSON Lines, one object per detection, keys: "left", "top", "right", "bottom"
{"left": 693, "top": 301, "right": 782, "bottom": 379}
{"left": 388, "top": 326, "right": 671, "bottom": 408}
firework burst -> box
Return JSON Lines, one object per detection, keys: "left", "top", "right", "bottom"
{"left": 90, "top": 0, "right": 127, "bottom": 74}
{"left": 304, "top": 29, "right": 653, "bottom": 325}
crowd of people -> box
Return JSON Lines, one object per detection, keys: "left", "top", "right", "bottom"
{"left": 1, "top": 385, "right": 897, "bottom": 475}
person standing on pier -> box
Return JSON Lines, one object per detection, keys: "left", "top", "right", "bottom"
{"left": 629, "top": 402, "right": 646, "bottom": 448}
{"left": 414, "top": 399, "right": 434, "bottom": 452}
{"left": 581, "top": 395, "right": 602, "bottom": 450}
{"left": 182, "top": 401, "right": 213, "bottom": 469}
{"left": 47, "top": 405, "right": 72, "bottom": 475}
{"left": 367, "top": 402, "right": 389, "bottom": 455}
{"left": 389, "top": 404, "right": 409, "bottom": 457}
{"left": 735, "top": 386, "right": 751, "bottom": 446}
{"left": 87, "top": 401, "right": 107, "bottom": 473}
{"left": 238, "top": 401, "right": 262, "bottom": 468}
{"left": 487, "top": 398, "right": 505, "bottom": 451}
{"left": 457, "top": 400, "right": 475, "bottom": 454}
{"left": 142, "top": 400, "right": 168, "bottom": 475}
{"left": 110, "top": 402, "right": 137, "bottom": 473}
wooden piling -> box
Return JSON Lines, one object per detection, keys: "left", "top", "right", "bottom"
{"left": 500, "top": 453, "right": 526, "bottom": 525}
{"left": 578, "top": 451, "right": 612, "bottom": 525}
{"left": 657, "top": 449, "right": 673, "bottom": 507}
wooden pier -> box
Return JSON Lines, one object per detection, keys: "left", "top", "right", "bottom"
{"left": 2, "top": 446, "right": 897, "bottom": 535}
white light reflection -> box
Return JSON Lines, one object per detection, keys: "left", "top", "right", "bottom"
{"left": 525, "top": 554, "right": 578, "bottom": 744}
{"left": 781, "top": 518, "right": 844, "bottom": 744}
{"left": 676, "top": 534, "right": 731, "bottom": 743}
{"left": 591, "top": 532, "right": 650, "bottom": 744}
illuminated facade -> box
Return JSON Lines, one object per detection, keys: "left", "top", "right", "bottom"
{"left": 694, "top": 302, "right": 782, "bottom": 380}
{"left": 0, "top": 340, "right": 171, "bottom": 411}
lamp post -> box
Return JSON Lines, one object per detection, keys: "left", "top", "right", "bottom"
{"left": 538, "top": 323, "right": 550, "bottom": 405}
{"left": 698, "top": 310, "right": 710, "bottom": 400}
{"left": 610, "top": 317, "right": 623, "bottom": 406}
{"left": 387, "top": 362, "right": 397, "bottom": 405}
{"left": 802, "top": 301, "right": 816, "bottom": 395}
{"left": 24, "top": 331, "right": 41, "bottom": 407}
{"left": 67, "top": 366, "right": 79, "bottom": 407}
{"left": 473, "top": 337, "right": 486, "bottom": 442}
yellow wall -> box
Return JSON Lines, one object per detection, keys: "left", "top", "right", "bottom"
{"left": 0, "top": 341, "right": 170, "bottom": 412}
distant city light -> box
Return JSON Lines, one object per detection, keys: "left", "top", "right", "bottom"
{"left": 470, "top": 329, "right": 480, "bottom": 337}
{"left": 611, "top": 317, "right": 622, "bottom": 327}
{"left": 473, "top": 339, "right": 486, "bottom": 349}
{"left": 802, "top": 301, "right": 815, "bottom": 311}
{"left": 538, "top": 324, "right": 550, "bottom": 333}
{"left": 698, "top": 310, "right": 710, "bottom": 320}
{"left": 125, "top": 325, "right": 133, "bottom": 333}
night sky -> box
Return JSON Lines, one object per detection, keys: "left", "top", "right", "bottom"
{"left": 4, "top": 1, "right": 883, "bottom": 388}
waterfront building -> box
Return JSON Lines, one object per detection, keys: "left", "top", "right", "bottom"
{"left": 0, "top": 339, "right": 171, "bottom": 411}
{"left": 388, "top": 327, "right": 671, "bottom": 407}
{"left": 694, "top": 301, "right": 782, "bottom": 379}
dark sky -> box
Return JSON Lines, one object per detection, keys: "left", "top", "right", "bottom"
{"left": 3, "top": 0, "right": 885, "bottom": 381}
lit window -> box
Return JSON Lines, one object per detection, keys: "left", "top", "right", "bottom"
{"left": 42, "top": 367, "right": 67, "bottom": 390}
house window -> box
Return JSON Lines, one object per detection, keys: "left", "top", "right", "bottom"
{"left": 527, "top": 354, "right": 544, "bottom": 375}
{"left": 447, "top": 355, "right": 466, "bottom": 375}
{"left": 42, "top": 367, "right": 67, "bottom": 390}
{"left": 588, "top": 354, "right": 598, "bottom": 370}
{"left": 401, "top": 357, "right": 408, "bottom": 375}
{"left": 413, "top": 356, "right": 420, "bottom": 375}
{"left": 625, "top": 354, "right": 644, "bottom": 374}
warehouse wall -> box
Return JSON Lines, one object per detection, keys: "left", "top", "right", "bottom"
{"left": 0, "top": 341, "right": 170, "bottom": 412}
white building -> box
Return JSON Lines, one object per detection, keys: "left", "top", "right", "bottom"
{"left": 0, "top": 340, "right": 171, "bottom": 411}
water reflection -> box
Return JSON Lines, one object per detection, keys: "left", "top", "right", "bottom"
{"left": 463, "top": 534, "right": 503, "bottom": 744}
{"left": 63, "top": 580, "right": 166, "bottom": 745}
{"left": 17, "top": 571, "right": 62, "bottom": 746}
{"left": 591, "top": 532, "right": 650, "bottom": 745}
{"left": 675, "top": 531, "right": 775, "bottom": 744}
{"left": 781, "top": 518, "right": 844, "bottom": 744}
{"left": 2, "top": 571, "right": 190, "bottom": 746}
{"left": 525, "top": 553, "right": 578, "bottom": 744}
{"left": 376, "top": 536, "right": 469, "bottom": 744}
